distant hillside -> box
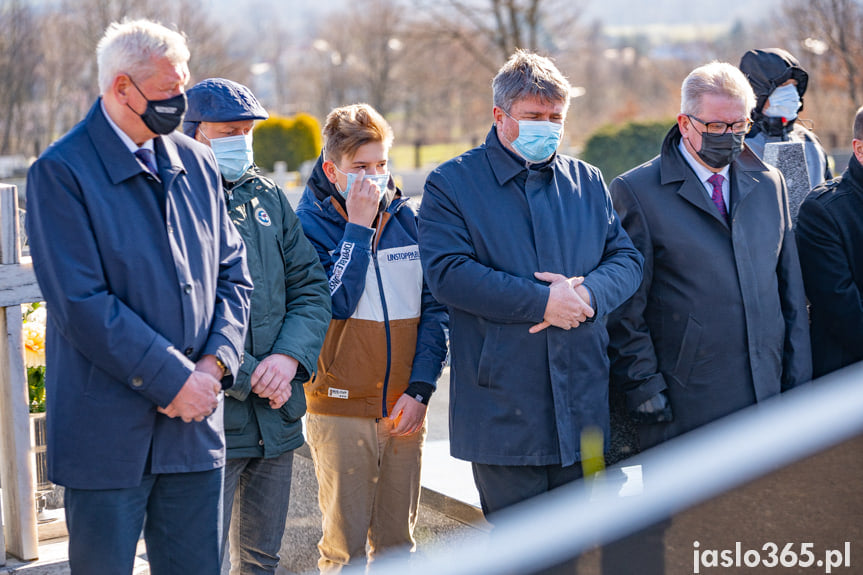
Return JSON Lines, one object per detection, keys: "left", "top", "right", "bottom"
{"left": 580, "top": 0, "right": 783, "bottom": 28}
{"left": 209, "top": 0, "right": 782, "bottom": 33}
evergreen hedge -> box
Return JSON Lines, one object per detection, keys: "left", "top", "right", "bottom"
{"left": 581, "top": 119, "right": 674, "bottom": 182}
{"left": 253, "top": 113, "right": 322, "bottom": 171}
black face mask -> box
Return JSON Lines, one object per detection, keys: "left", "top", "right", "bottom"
{"left": 697, "top": 131, "right": 745, "bottom": 169}
{"left": 127, "top": 77, "right": 187, "bottom": 135}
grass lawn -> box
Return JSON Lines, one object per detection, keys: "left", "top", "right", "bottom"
{"left": 389, "top": 142, "right": 473, "bottom": 170}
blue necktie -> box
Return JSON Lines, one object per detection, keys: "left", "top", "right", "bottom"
{"left": 134, "top": 148, "right": 158, "bottom": 176}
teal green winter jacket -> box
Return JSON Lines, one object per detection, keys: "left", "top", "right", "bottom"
{"left": 223, "top": 167, "right": 331, "bottom": 459}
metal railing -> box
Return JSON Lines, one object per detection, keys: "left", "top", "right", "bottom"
{"left": 358, "top": 363, "right": 863, "bottom": 575}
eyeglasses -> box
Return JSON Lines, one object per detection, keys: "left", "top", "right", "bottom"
{"left": 687, "top": 114, "right": 752, "bottom": 135}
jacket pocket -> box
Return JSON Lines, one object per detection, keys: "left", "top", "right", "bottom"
{"left": 476, "top": 324, "right": 501, "bottom": 388}
{"left": 280, "top": 379, "right": 307, "bottom": 422}
{"left": 670, "top": 315, "right": 702, "bottom": 388}
{"left": 223, "top": 399, "right": 251, "bottom": 434}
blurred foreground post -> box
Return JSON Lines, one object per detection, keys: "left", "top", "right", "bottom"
{"left": 0, "top": 183, "right": 43, "bottom": 562}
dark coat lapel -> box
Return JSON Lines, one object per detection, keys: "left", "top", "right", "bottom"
{"left": 660, "top": 124, "right": 729, "bottom": 228}
{"left": 729, "top": 146, "right": 767, "bottom": 218}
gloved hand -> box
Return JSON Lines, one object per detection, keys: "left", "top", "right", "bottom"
{"left": 631, "top": 391, "right": 673, "bottom": 424}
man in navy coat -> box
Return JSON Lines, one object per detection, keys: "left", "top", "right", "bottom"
{"left": 796, "top": 105, "right": 863, "bottom": 378}
{"left": 25, "top": 20, "right": 252, "bottom": 575}
{"left": 418, "top": 50, "right": 643, "bottom": 518}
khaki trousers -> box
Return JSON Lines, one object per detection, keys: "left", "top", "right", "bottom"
{"left": 306, "top": 413, "right": 426, "bottom": 573}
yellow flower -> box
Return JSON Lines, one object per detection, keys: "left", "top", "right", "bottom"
{"left": 22, "top": 320, "right": 45, "bottom": 368}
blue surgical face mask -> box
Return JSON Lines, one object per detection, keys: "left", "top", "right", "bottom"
{"left": 202, "top": 130, "right": 254, "bottom": 182}
{"left": 764, "top": 84, "right": 801, "bottom": 121}
{"left": 334, "top": 164, "right": 390, "bottom": 201}
{"left": 503, "top": 111, "right": 563, "bottom": 163}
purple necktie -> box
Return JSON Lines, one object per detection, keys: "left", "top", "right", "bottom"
{"left": 134, "top": 148, "right": 158, "bottom": 176}
{"left": 707, "top": 173, "right": 728, "bottom": 223}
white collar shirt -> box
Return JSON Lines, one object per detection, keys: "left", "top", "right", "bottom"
{"left": 678, "top": 139, "right": 730, "bottom": 209}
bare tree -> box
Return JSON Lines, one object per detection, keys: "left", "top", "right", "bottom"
{"left": 410, "top": 0, "right": 582, "bottom": 73}
{"left": 0, "top": 0, "right": 41, "bottom": 154}
{"left": 781, "top": 0, "right": 863, "bottom": 111}
{"left": 9, "top": 0, "right": 248, "bottom": 158}
{"left": 347, "top": 0, "right": 407, "bottom": 115}
{"left": 394, "top": 25, "right": 492, "bottom": 145}
{"left": 31, "top": 8, "right": 90, "bottom": 154}
{"left": 166, "top": 0, "right": 253, "bottom": 85}
{"left": 295, "top": 0, "right": 409, "bottom": 117}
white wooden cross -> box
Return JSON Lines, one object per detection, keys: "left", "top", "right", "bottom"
{"left": 0, "top": 183, "right": 43, "bottom": 563}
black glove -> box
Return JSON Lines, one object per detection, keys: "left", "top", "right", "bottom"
{"left": 631, "top": 391, "right": 673, "bottom": 424}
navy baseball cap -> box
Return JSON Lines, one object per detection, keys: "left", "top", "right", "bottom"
{"left": 183, "top": 78, "right": 269, "bottom": 137}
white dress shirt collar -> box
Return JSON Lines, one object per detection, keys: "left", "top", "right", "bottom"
{"left": 678, "top": 138, "right": 730, "bottom": 206}
{"left": 100, "top": 99, "right": 154, "bottom": 154}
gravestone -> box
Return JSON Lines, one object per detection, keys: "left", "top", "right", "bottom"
{"left": 763, "top": 141, "right": 811, "bottom": 224}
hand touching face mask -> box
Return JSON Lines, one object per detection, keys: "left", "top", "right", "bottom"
{"left": 333, "top": 164, "right": 390, "bottom": 201}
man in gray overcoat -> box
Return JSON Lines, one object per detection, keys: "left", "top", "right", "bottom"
{"left": 608, "top": 61, "right": 811, "bottom": 450}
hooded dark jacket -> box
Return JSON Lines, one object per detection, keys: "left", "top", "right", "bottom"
{"left": 740, "top": 48, "right": 831, "bottom": 191}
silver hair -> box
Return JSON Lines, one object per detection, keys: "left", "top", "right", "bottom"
{"left": 680, "top": 61, "right": 756, "bottom": 117}
{"left": 853, "top": 105, "right": 863, "bottom": 141}
{"left": 96, "top": 19, "right": 190, "bottom": 95}
{"left": 492, "top": 49, "right": 571, "bottom": 114}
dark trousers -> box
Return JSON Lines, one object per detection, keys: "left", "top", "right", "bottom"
{"left": 64, "top": 467, "right": 223, "bottom": 575}
{"left": 471, "top": 461, "right": 584, "bottom": 517}
{"left": 222, "top": 451, "right": 295, "bottom": 575}
{"left": 472, "top": 462, "right": 585, "bottom": 574}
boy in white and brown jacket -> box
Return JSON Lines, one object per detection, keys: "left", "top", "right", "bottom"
{"left": 296, "top": 103, "right": 448, "bottom": 573}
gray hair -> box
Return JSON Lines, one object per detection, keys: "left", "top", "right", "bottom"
{"left": 854, "top": 105, "right": 863, "bottom": 141}
{"left": 96, "top": 19, "right": 190, "bottom": 95}
{"left": 492, "top": 49, "right": 571, "bottom": 114}
{"left": 680, "top": 61, "right": 756, "bottom": 117}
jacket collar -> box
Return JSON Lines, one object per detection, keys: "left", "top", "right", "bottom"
{"left": 660, "top": 124, "right": 769, "bottom": 228}
{"left": 85, "top": 98, "right": 186, "bottom": 185}
{"left": 752, "top": 114, "right": 795, "bottom": 139}
{"left": 225, "top": 167, "right": 265, "bottom": 208}
{"left": 307, "top": 154, "right": 340, "bottom": 204}
{"left": 153, "top": 131, "right": 186, "bottom": 186}
{"left": 846, "top": 154, "right": 863, "bottom": 193}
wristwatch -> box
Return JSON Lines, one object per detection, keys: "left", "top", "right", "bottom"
{"left": 214, "top": 356, "right": 230, "bottom": 378}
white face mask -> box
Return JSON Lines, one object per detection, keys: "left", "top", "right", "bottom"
{"left": 764, "top": 84, "right": 801, "bottom": 121}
